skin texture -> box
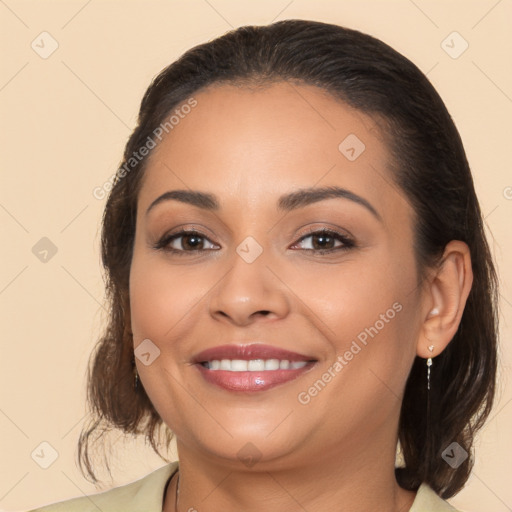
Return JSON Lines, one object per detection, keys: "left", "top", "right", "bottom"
{"left": 129, "top": 82, "right": 473, "bottom": 512}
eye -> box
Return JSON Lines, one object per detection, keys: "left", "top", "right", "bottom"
{"left": 154, "top": 228, "right": 355, "bottom": 256}
{"left": 155, "top": 230, "right": 218, "bottom": 254}
{"left": 291, "top": 229, "right": 354, "bottom": 253}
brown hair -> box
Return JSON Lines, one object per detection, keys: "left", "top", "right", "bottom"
{"left": 78, "top": 19, "right": 499, "bottom": 498}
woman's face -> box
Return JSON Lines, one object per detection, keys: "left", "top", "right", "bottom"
{"left": 129, "top": 82, "right": 427, "bottom": 470}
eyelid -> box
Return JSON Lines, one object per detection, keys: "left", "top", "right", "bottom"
{"left": 290, "top": 228, "right": 355, "bottom": 251}
{"left": 155, "top": 223, "right": 216, "bottom": 242}
{"left": 294, "top": 224, "right": 353, "bottom": 240}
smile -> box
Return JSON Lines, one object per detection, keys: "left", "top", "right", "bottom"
{"left": 193, "top": 344, "right": 317, "bottom": 392}
{"left": 201, "top": 359, "right": 308, "bottom": 371}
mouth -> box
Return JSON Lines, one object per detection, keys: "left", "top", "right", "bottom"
{"left": 193, "top": 344, "right": 318, "bottom": 392}
{"left": 200, "top": 359, "right": 310, "bottom": 371}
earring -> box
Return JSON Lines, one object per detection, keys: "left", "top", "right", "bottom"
{"left": 429, "top": 307, "right": 439, "bottom": 316}
{"left": 426, "top": 345, "right": 434, "bottom": 390}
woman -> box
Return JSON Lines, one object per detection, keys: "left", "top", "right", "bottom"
{"left": 30, "top": 19, "right": 498, "bottom": 512}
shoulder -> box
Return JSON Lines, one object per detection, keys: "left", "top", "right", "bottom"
{"left": 410, "top": 482, "right": 462, "bottom": 512}
{"left": 27, "top": 462, "right": 179, "bottom": 512}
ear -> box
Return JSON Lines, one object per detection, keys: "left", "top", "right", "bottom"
{"left": 416, "top": 240, "right": 473, "bottom": 359}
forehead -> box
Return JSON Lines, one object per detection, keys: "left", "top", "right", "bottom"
{"left": 138, "top": 82, "right": 405, "bottom": 220}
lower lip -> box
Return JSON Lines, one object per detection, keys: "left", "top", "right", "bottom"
{"left": 195, "top": 363, "right": 316, "bottom": 392}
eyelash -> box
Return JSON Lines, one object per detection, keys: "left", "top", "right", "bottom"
{"left": 153, "top": 228, "right": 355, "bottom": 256}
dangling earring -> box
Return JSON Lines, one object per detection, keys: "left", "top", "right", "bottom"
{"left": 425, "top": 345, "right": 435, "bottom": 448}
{"left": 133, "top": 357, "right": 139, "bottom": 391}
{"left": 427, "top": 345, "right": 434, "bottom": 390}
{"left": 426, "top": 305, "right": 438, "bottom": 390}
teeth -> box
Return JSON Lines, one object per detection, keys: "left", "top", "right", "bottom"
{"left": 265, "top": 359, "right": 280, "bottom": 370}
{"left": 231, "top": 360, "right": 248, "bottom": 372}
{"left": 220, "top": 359, "right": 231, "bottom": 370}
{"left": 203, "top": 359, "right": 309, "bottom": 371}
{"left": 248, "top": 359, "right": 265, "bottom": 371}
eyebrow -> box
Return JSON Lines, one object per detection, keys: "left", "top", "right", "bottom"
{"left": 145, "top": 186, "right": 382, "bottom": 222}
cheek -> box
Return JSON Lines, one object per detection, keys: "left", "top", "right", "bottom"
{"left": 129, "top": 252, "right": 202, "bottom": 339}
{"left": 295, "top": 248, "right": 418, "bottom": 387}
{"left": 291, "top": 254, "right": 402, "bottom": 341}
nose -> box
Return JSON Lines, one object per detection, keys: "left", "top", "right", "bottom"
{"left": 208, "top": 247, "right": 291, "bottom": 327}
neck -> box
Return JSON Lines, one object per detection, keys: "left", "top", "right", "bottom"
{"left": 164, "top": 430, "right": 416, "bottom": 512}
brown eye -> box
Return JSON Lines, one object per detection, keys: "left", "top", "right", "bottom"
{"left": 155, "top": 230, "right": 218, "bottom": 254}
{"left": 177, "top": 233, "right": 206, "bottom": 250}
{"left": 292, "top": 229, "right": 354, "bottom": 253}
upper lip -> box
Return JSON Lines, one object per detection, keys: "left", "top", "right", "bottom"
{"left": 193, "top": 344, "right": 317, "bottom": 363}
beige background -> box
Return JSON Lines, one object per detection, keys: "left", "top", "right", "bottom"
{"left": 1, "top": 1, "right": 511, "bottom": 510}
